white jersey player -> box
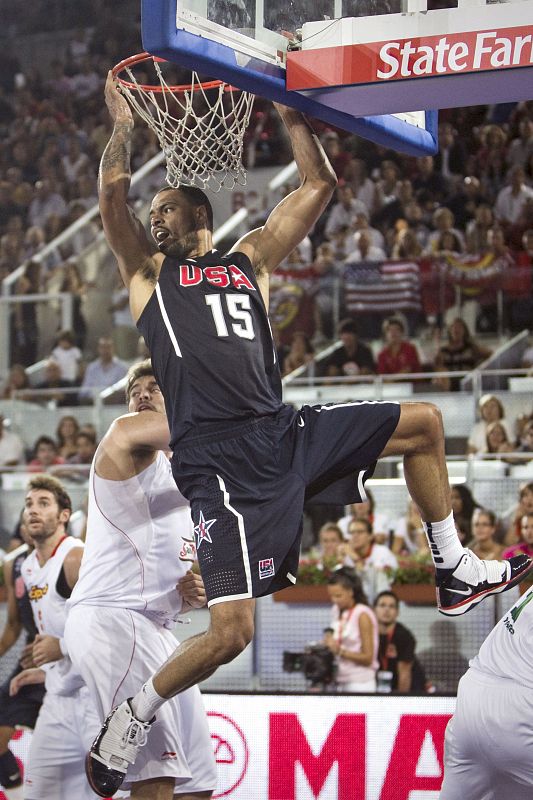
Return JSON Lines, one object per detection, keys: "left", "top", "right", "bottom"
{"left": 11, "top": 475, "right": 102, "bottom": 800}
{"left": 441, "top": 577, "right": 533, "bottom": 799}
{"left": 64, "top": 360, "right": 216, "bottom": 800}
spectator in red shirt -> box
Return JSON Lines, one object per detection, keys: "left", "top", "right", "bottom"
{"left": 503, "top": 512, "right": 533, "bottom": 560}
{"left": 377, "top": 317, "right": 421, "bottom": 377}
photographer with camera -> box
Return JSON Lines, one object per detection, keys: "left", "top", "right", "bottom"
{"left": 323, "top": 568, "right": 379, "bottom": 692}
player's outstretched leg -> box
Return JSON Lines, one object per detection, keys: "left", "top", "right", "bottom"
{"left": 86, "top": 599, "right": 254, "bottom": 795}
{"left": 381, "top": 402, "right": 533, "bottom": 616}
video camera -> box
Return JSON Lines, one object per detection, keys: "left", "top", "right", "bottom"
{"left": 283, "top": 644, "right": 337, "bottom": 688}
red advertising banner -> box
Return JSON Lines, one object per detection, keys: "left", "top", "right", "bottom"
{"left": 0, "top": 694, "right": 456, "bottom": 799}
{"left": 287, "top": 26, "right": 533, "bottom": 89}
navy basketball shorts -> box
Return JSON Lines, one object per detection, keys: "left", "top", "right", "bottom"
{"left": 0, "top": 663, "right": 45, "bottom": 729}
{"left": 172, "top": 400, "right": 400, "bottom": 606}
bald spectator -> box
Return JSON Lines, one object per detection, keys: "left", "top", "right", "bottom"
{"left": 78, "top": 337, "right": 128, "bottom": 402}
{"left": 345, "top": 230, "right": 386, "bottom": 263}
{"left": 352, "top": 211, "right": 386, "bottom": 251}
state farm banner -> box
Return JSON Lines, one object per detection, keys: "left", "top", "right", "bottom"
{"left": 2, "top": 694, "right": 456, "bottom": 800}
{"left": 287, "top": 25, "right": 533, "bottom": 89}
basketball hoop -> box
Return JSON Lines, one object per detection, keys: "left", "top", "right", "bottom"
{"left": 112, "top": 53, "right": 255, "bottom": 192}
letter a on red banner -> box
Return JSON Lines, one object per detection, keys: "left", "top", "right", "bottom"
{"left": 380, "top": 714, "right": 452, "bottom": 800}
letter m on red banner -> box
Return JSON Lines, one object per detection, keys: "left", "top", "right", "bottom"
{"left": 268, "top": 712, "right": 365, "bottom": 799}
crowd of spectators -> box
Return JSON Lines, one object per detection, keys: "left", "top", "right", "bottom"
{"left": 0, "top": 1, "right": 148, "bottom": 369}
{"left": 0, "top": 411, "right": 99, "bottom": 474}
{"left": 300, "top": 480, "right": 533, "bottom": 629}
{"left": 262, "top": 104, "right": 533, "bottom": 369}
{"left": 0, "top": 20, "right": 141, "bottom": 269}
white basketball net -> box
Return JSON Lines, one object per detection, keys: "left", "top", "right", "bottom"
{"left": 119, "top": 60, "right": 255, "bottom": 192}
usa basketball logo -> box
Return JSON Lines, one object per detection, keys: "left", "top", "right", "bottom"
{"left": 259, "top": 558, "right": 274, "bottom": 579}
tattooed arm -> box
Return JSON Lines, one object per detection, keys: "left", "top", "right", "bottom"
{"left": 99, "top": 71, "right": 154, "bottom": 287}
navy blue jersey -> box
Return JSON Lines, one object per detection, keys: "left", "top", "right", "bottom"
{"left": 13, "top": 551, "right": 37, "bottom": 645}
{"left": 137, "top": 250, "right": 283, "bottom": 446}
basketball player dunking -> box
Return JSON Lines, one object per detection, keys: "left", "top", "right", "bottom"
{"left": 88, "top": 71, "right": 532, "bottom": 793}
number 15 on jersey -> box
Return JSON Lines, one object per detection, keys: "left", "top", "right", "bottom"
{"left": 205, "top": 293, "right": 255, "bottom": 340}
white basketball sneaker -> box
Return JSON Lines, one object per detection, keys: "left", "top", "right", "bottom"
{"left": 85, "top": 699, "right": 153, "bottom": 797}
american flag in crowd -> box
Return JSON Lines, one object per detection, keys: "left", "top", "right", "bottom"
{"left": 344, "top": 260, "right": 421, "bottom": 313}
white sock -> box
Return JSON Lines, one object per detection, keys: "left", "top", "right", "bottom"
{"left": 5, "top": 786, "right": 24, "bottom": 800}
{"left": 131, "top": 678, "right": 166, "bottom": 722}
{"left": 423, "top": 512, "right": 465, "bottom": 569}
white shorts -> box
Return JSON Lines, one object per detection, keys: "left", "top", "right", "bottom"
{"left": 64, "top": 605, "right": 217, "bottom": 793}
{"left": 24, "top": 686, "right": 101, "bottom": 800}
{"left": 440, "top": 668, "right": 533, "bottom": 800}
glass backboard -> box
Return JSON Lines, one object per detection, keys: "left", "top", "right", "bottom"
{"left": 141, "top": 0, "right": 439, "bottom": 156}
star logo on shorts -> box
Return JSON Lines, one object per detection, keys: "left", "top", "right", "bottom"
{"left": 194, "top": 510, "right": 216, "bottom": 549}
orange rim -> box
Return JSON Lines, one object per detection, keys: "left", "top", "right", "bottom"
{"left": 112, "top": 52, "right": 227, "bottom": 93}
